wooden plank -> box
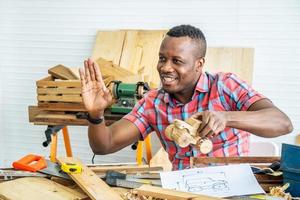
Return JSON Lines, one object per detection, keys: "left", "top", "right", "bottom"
{"left": 57, "top": 157, "right": 122, "bottom": 200}
{"left": 37, "top": 87, "right": 81, "bottom": 95}
{"left": 89, "top": 165, "right": 163, "bottom": 173}
{"left": 38, "top": 102, "right": 86, "bottom": 111}
{"left": 37, "top": 78, "right": 81, "bottom": 88}
{"left": 192, "top": 156, "right": 280, "bottom": 165}
{"left": 34, "top": 113, "right": 88, "bottom": 126}
{"left": 135, "top": 185, "right": 223, "bottom": 200}
{"left": 0, "top": 177, "right": 87, "bottom": 200}
{"left": 96, "top": 57, "right": 140, "bottom": 83}
{"left": 91, "top": 30, "right": 126, "bottom": 65}
{"left": 48, "top": 64, "right": 79, "bottom": 80}
{"left": 28, "top": 105, "right": 42, "bottom": 122}
{"left": 118, "top": 30, "right": 140, "bottom": 71}
{"left": 37, "top": 95, "right": 82, "bottom": 103}
{"left": 136, "top": 30, "right": 166, "bottom": 88}
{"left": 205, "top": 47, "right": 254, "bottom": 84}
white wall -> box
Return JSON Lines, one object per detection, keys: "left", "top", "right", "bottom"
{"left": 0, "top": 0, "right": 299, "bottom": 167}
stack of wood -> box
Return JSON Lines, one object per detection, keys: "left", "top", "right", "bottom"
{"left": 29, "top": 63, "right": 117, "bottom": 126}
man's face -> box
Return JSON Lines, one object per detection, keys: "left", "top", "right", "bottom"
{"left": 157, "top": 36, "right": 203, "bottom": 96}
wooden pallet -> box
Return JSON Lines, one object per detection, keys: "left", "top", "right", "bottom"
{"left": 37, "top": 76, "right": 82, "bottom": 103}
{"left": 36, "top": 75, "right": 113, "bottom": 105}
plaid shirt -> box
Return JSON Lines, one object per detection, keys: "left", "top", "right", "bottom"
{"left": 124, "top": 72, "right": 265, "bottom": 170}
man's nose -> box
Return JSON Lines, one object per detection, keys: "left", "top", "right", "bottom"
{"left": 160, "top": 61, "right": 173, "bottom": 72}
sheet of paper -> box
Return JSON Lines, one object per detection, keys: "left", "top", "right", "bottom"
{"left": 160, "top": 164, "right": 265, "bottom": 198}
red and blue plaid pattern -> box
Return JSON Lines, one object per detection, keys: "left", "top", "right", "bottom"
{"left": 124, "top": 72, "right": 265, "bottom": 170}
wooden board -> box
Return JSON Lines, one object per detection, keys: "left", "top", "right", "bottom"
{"left": 0, "top": 177, "right": 87, "bottom": 200}
{"left": 192, "top": 156, "right": 280, "bottom": 165}
{"left": 37, "top": 94, "right": 82, "bottom": 103}
{"left": 91, "top": 30, "right": 126, "bottom": 65}
{"left": 96, "top": 57, "right": 140, "bottom": 83}
{"left": 28, "top": 106, "right": 122, "bottom": 126}
{"left": 38, "top": 102, "right": 86, "bottom": 111}
{"left": 135, "top": 185, "right": 223, "bottom": 200}
{"left": 37, "top": 76, "right": 81, "bottom": 88}
{"left": 205, "top": 47, "right": 254, "bottom": 84}
{"left": 89, "top": 165, "right": 163, "bottom": 173}
{"left": 135, "top": 30, "right": 166, "bottom": 88}
{"left": 48, "top": 64, "right": 79, "bottom": 80}
{"left": 57, "top": 157, "right": 122, "bottom": 200}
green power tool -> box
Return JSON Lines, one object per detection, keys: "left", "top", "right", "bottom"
{"left": 110, "top": 81, "right": 150, "bottom": 114}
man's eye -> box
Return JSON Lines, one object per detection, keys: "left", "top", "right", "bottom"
{"left": 173, "top": 59, "right": 181, "bottom": 64}
{"left": 159, "top": 57, "right": 165, "bottom": 62}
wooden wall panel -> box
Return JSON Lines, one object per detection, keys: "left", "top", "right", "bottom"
{"left": 205, "top": 47, "right": 254, "bottom": 84}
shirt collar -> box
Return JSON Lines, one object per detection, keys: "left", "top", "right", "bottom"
{"left": 161, "top": 72, "right": 209, "bottom": 105}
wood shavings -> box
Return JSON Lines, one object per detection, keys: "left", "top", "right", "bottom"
{"left": 121, "top": 190, "right": 166, "bottom": 200}
{"left": 269, "top": 183, "right": 292, "bottom": 200}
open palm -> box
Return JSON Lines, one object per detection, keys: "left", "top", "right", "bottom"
{"left": 79, "top": 59, "right": 112, "bottom": 117}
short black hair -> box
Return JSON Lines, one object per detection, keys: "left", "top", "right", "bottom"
{"left": 167, "top": 24, "right": 207, "bottom": 57}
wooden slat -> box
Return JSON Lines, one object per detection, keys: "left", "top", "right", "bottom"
{"left": 48, "top": 64, "right": 79, "bottom": 80}
{"left": 0, "top": 177, "right": 87, "bottom": 200}
{"left": 34, "top": 113, "right": 88, "bottom": 126}
{"left": 37, "top": 87, "right": 81, "bottom": 95}
{"left": 134, "top": 185, "right": 223, "bottom": 200}
{"left": 89, "top": 165, "right": 163, "bottom": 173}
{"left": 192, "top": 156, "right": 280, "bottom": 165}
{"left": 37, "top": 95, "right": 82, "bottom": 103}
{"left": 136, "top": 30, "right": 166, "bottom": 88}
{"left": 57, "top": 157, "right": 122, "bottom": 200}
{"left": 37, "top": 78, "right": 81, "bottom": 87}
{"left": 29, "top": 106, "right": 123, "bottom": 126}
{"left": 38, "top": 102, "right": 86, "bottom": 111}
{"left": 119, "top": 30, "right": 140, "bottom": 72}
{"left": 28, "top": 105, "right": 42, "bottom": 122}
{"left": 96, "top": 57, "right": 140, "bottom": 83}
{"left": 91, "top": 30, "right": 126, "bottom": 65}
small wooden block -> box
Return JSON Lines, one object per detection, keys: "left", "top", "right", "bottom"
{"left": 48, "top": 64, "right": 79, "bottom": 80}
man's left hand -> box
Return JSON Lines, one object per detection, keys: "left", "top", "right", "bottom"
{"left": 192, "top": 111, "right": 227, "bottom": 138}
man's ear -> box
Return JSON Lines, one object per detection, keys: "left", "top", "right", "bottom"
{"left": 195, "top": 57, "right": 205, "bottom": 72}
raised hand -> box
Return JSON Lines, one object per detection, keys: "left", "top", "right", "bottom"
{"left": 79, "top": 58, "right": 112, "bottom": 118}
{"left": 192, "top": 111, "right": 227, "bottom": 138}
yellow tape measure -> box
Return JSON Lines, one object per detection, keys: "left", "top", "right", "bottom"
{"left": 61, "top": 163, "right": 82, "bottom": 174}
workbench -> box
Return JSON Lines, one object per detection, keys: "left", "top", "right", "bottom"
{"left": 28, "top": 106, "right": 153, "bottom": 164}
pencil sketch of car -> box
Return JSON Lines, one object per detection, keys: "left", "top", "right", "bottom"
{"left": 184, "top": 177, "right": 229, "bottom": 192}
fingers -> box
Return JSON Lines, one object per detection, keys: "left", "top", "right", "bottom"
{"left": 84, "top": 59, "right": 91, "bottom": 83}
{"left": 87, "top": 58, "right": 96, "bottom": 82}
{"left": 197, "top": 111, "right": 226, "bottom": 138}
{"left": 79, "top": 68, "right": 86, "bottom": 87}
{"left": 92, "top": 61, "right": 107, "bottom": 91}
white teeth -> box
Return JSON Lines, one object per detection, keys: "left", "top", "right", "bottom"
{"left": 163, "top": 77, "right": 174, "bottom": 82}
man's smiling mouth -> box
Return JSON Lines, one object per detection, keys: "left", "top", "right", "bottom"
{"left": 161, "top": 74, "right": 178, "bottom": 84}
